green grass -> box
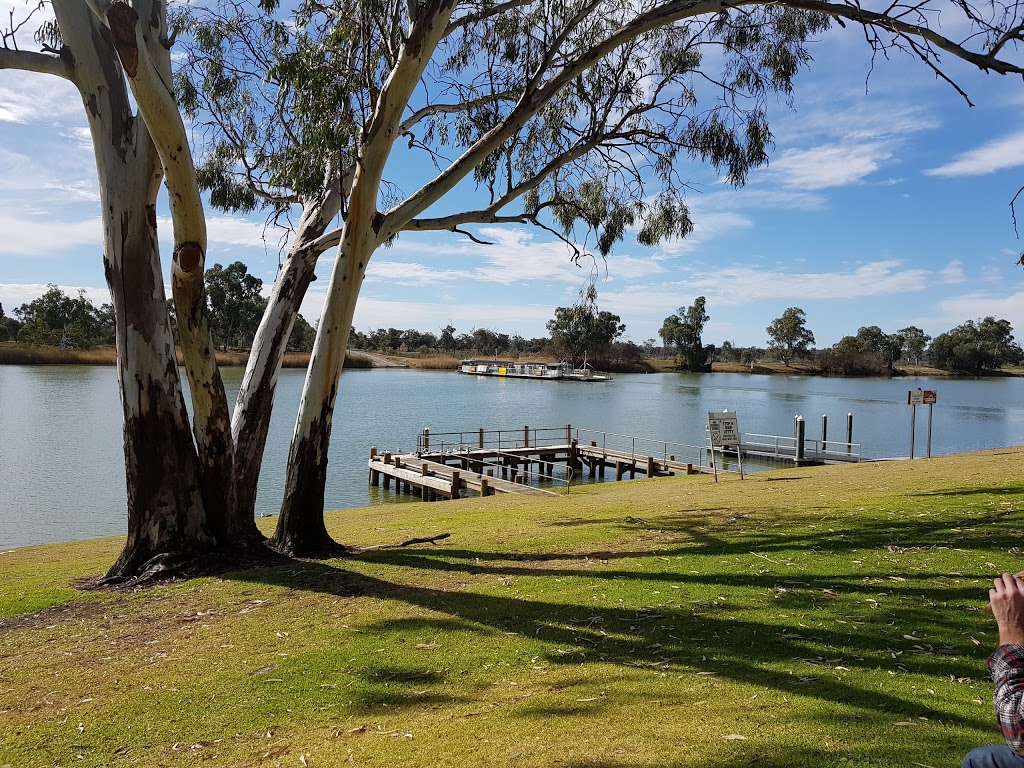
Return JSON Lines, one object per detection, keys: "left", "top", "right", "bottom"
{"left": 1, "top": 450, "right": 1022, "bottom": 767}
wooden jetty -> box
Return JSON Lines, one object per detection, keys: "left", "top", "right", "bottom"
{"left": 367, "top": 423, "right": 863, "bottom": 502}
{"left": 367, "top": 425, "right": 715, "bottom": 501}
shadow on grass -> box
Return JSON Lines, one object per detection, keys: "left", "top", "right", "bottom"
{"left": 223, "top": 482, "right": 1020, "bottom": 729}
{"left": 229, "top": 557, "right": 993, "bottom": 731}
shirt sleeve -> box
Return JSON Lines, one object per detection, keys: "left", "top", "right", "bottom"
{"left": 989, "top": 644, "right": 1024, "bottom": 755}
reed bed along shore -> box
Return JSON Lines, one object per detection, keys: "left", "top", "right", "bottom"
{"left": 0, "top": 344, "right": 373, "bottom": 369}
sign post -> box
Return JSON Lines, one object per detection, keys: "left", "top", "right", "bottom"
{"left": 707, "top": 411, "right": 743, "bottom": 480}
{"left": 908, "top": 389, "right": 921, "bottom": 459}
{"left": 907, "top": 390, "right": 937, "bottom": 459}
{"left": 923, "top": 390, "right": 937, "bottom": 458}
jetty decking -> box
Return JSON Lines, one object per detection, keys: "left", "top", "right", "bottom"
{"left": 368, "top": 425, "right": 716, "bottom": 501}
{"left": 367, "top": 424, "right": 863, "bottom": 501}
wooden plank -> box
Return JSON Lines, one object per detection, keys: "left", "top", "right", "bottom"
{"left": 413, "top": 457, "right": 556, "bottom": 496}
{"left": 369, "top": 456, "right": 557, "bottom": 497}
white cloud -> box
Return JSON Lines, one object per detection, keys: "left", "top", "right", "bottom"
{"left": 0, "top": 70, "right": 82, "bottom": 124}
{"left": 938, "top": 261, "right": 967, "bottom": 284}
{"left": 298, "top": 288, "right": 556, "bottom": 336}
{"left": 0, "top": 211, "right": 101, "bottom": 256}
{"left": 932, "top": 291, "right": 1024, "bottom": 333}
{"left": 369, "top": 228, "right": 664, "bottom": 288}
{"left": 766, "top": 143, "right": 893, "bottom": 189}
{"left": 597, "top": 260, "right": 931, "bottom": 321}
{"left": 0, "top": 282, "right": 110, "bottom": 312}
{"left": 925, "top": 131, "right": 1024, "bottom": 177}
{"left": 654, "top": 212, "right": 753, "bottom": 257}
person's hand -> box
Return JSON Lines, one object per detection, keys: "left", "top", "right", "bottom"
{"left": 990, "top": 573, "right": 1024, "bottom": 646}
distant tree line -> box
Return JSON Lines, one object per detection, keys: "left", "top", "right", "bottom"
{"left": 657, "top": 299, "right": 1023, "bottom": 375}
{"left": 1, "top": 262, "right": 318, "bottom": 353}
{"left": 7, "top": 281, "right": 1020, "bottom": 376}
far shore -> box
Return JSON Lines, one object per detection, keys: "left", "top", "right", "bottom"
{"left": 0, "top": 343, "right": 1020, "bottom": 378}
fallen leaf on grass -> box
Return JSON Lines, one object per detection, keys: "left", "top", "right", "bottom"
{"left": 262, "top": 744, "right": 290, "bottom": 758}
{"left": 723, "top": 734, "right": 747, "bottom": 741}
{"left": 415, "top": 643, "right": 442, "bottom": 650}
{"left": 893, "top": 722, "right": 917, "bottom": 727}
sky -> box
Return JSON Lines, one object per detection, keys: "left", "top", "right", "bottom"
{"left": 1, "top": 3, "right": 1023, "bottom": 349}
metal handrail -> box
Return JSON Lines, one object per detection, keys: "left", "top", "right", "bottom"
{"left": 431, "top": 445, "right": 573, "bottom": 494}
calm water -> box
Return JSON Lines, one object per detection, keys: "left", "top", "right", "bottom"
{"left": 1, "top": 365, "right": 1022, "bottom": 550}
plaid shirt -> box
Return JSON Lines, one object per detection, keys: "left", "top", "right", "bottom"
{"left": 989, "top": 644, "right": 1024, "bottom": 755}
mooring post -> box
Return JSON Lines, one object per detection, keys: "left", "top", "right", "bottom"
{"left": 480, "top": 476, "right": 489, "bottom": 496}
{"left": 647, "top": 456, "right": 655, "bottom": 477}
{"left": 451, "top": 470, "right": 461, "bottom": 499}
{"left": 821, "top": 414, "right": 828, "bottom": 454}
{"left": 524, "top": 425, "right": 530, "bottom": 447}
{"left": 421, "top": 463, "right": 428, "bottom": 476}
{"left": 796, "top": 417, "right": 806, "bottom": 462}
{"left": 423, "top": 428, "right": 430, "bottom": 452}
{"left": 384, "top": 451, "right": 392, "bottom": 465}
{"left": 566, "top": 423, "right": 572, "bottom": 444}
{"left": 615, "top": 461, "right": 625, "bottom": 481}
{"left": 478, "top": 428, "right": 484, "bottom": 449}
{"left": 370, "top": 447, "right": 377, "bottom": 461}
{"left": 846, "top": 413, "right": 853, "bottom": 453}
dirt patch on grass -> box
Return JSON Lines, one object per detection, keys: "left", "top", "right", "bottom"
{"left": 0, "top": 599, "right": 109, "bottom": 637}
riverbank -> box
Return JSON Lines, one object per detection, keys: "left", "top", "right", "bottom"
{"left": 3, "top": 343, "right": 1021, "bottom": 378}
{"left": 1, "top": 447, "right": 1020, "bottom": 766}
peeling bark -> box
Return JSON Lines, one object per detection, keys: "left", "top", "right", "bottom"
{"left": 232, "top": 188, "right": 342, "bottom": 527}
{"left": 273, "top": 0, "right": 456, "bottom": 552}
{"left": 103, "top": 0, "right": 240, "bottom": 541}
{"left": 271, "top": 237, "right": 363, "bottom": 557}
{"left": 52, "top": 0, "right": 211, "bottom": 582}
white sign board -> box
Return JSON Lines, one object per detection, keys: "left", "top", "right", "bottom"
{"left": 908, "top": 390, "right": 924, "bottom": 405}
{"left": 707, "top": 412, "right": 740, "bottom": 448}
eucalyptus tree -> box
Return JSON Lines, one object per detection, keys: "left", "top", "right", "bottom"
{"left": 766, "top": 307, "right": 815, "bottom": 366}
{"left": 178, "top": 0, "right": 1024, "bottom": 556}
{"left": 0, "top": 2, "right": 214, "bottom": 580}
{"left": 7, "top": 0, "right": 1024, "bottom": 576}
{"left": 660, "top": 297, "right": 711, "bottom": 371}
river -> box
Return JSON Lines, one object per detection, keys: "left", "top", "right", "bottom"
{"left": 1, "top": 364, "right": 1021, "bottom": 550}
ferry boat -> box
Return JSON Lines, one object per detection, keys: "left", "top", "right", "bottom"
{"left": 458, "top": 359, "right": 610, "bottom": 382}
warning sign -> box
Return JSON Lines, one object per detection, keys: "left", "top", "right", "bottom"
{"left": 909, "top": 390, "right": 938, "bottom": 405}
{"left": 707, "top": 412, "right": 740, "bottom": 448}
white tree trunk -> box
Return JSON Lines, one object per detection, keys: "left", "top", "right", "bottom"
{"left": 271, "top": 235, "right": 364, "bottom": 555}
{"left": 231, "top": 188, "right": 342, "bottom": 525}
{"left": 271, "top": 0, "right": 456, "bottom": 554}
{"left": 51, "top": 0, "right": 211, "bottom": 581}
{"left": 102, "top": 1, "right": 239, "bottom": 539}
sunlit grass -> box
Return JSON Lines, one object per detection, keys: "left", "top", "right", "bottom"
{"left": 1, "top": 449, "right": 1021, "bottom": 767}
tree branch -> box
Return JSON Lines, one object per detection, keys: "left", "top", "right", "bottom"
{"left": 0, "top": 48, "right": 72, "bottom": 80}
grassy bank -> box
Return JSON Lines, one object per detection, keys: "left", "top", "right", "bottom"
{"left": 2, "top": 449, "right": 1022, "bottom": 767}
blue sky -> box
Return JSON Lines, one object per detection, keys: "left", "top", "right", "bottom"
{"left": 1, "top": 3, "right": 1023, "bottom": 348}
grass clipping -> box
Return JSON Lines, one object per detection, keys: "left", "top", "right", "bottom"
{"left": 1, "top": 448, "right": 1021, "bottom": 767}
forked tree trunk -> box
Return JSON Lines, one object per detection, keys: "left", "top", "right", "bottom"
{"left": 51, "top": 1, "right": 212, "bottom": 581}
{"left": 232, "top": 190, "right": 341, "bottom": 525}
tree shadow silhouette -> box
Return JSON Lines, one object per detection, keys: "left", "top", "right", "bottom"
{"left": 220, "top": 480, "right": 1021, "bottom": 742}
{"left": 230, "top": 555, "right": 994, "bottom": 731}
